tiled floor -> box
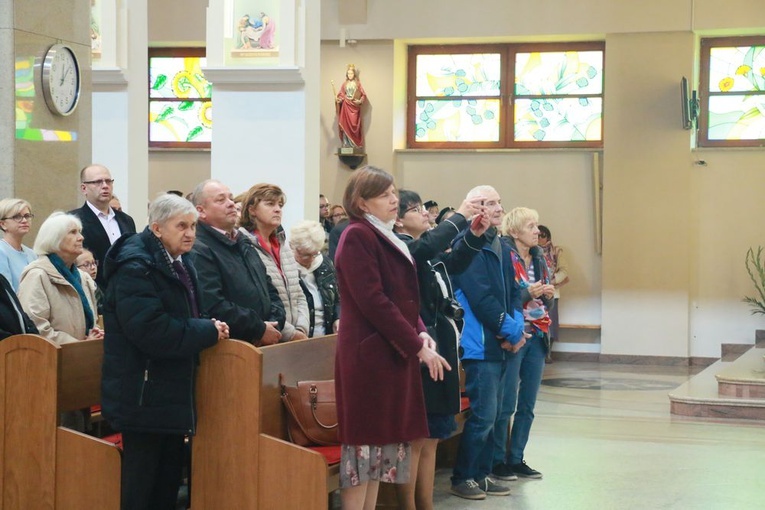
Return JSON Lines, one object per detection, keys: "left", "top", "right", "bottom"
{"left": 428, "top": 361, "right": 765, "bottom": 510}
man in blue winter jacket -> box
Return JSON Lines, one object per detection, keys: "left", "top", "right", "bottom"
{"left": 449, "top": 185, "right": 528, "bottom": 501}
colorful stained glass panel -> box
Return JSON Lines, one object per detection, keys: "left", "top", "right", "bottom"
{"left": 415, "top": 54, "right": 501, "bottom": 97}
{"left": 706, "top": 95, "right": 765, "bottom": 140}
{"left": 515, "top": 51, "right": 603, "bottom": 96}
{"left": 514, "top": 97, "right": 602, "bottom": 142}
{"left": 150, "top": 100, "right": 212, "bottom": 143}
{"left": 708, "top": 46, "right": 765, "bottom": 93}
{"left": 414, "top": 99, "right": 500, "bottom": 142}
{"left": 150, "top": 57, "right": 211, "bottom": 99}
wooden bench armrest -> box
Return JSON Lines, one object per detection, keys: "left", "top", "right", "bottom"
{"left": 55, "top": 427, "right": 121, "bottom": 509}
{"left": 259, "top": 434, "right": 331, "bottom": 508}
{"left": 58, "top": 338, "right": 104, "bottom": 412}
{"left": 559, "top": 324, "right": 601, "bottom": 330}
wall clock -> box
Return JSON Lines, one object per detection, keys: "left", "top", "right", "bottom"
{"left": 41, "top": 44, "right": 81, "bottom": 116}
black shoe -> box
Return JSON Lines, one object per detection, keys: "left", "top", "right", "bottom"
{"left": 511, "top": 460, "right": 543, "bottom": 479}
{"left": 491, "top": 463, "right": 518, "bottom": 481}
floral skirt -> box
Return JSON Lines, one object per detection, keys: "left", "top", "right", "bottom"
{"left": 339, "top": 443, "right": 412, "bottom": 488}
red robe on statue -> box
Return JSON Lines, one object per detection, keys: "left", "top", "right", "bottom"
{"left": 336, "top": 79, "right": 366, "bottom": 148}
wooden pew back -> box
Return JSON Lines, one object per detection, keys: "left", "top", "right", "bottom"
{"left": 259, "top": 335, "right": 337, "bottom": 438}
{"left": 192, "top": 339, "right": 262, "bottom": 510}
{"left": 0, "top": 334, "right": 120, "bottom": 510}
{"left": 192, "top": 335, "right": 338, "bottom": 510}
{"left": 0, "top": 335, "right": 57, "bottom": 510}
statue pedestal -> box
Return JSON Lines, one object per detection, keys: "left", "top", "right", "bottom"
{"left": 336, "top": 147, "right": 366, "bottom": 169}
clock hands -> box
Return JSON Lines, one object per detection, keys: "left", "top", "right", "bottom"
{"left": 60, "top": 64, "right": 71, "bottom": 86}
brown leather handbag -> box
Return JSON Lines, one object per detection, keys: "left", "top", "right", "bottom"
{"left": 279, "top": 374, "right": 340, "bottom": 446}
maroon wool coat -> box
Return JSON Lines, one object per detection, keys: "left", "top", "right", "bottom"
{"left": 334, "top": 219, "right": 429, "bottom": 445}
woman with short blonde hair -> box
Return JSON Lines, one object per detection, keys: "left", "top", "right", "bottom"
{"left": 491, "top": 206, "right": 554, "bottom": 481}
{"left": 0, "top": 198, "right": 37, "bottom": 290}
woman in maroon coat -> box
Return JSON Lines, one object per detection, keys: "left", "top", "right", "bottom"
{"left": 334, "top": 166, "right": 450, "bottom": 509}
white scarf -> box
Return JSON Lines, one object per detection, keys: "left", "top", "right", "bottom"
{"left": 364, "top": 213, "right": 413, "bottom": 264}
{"left": 297, "top": 253, "right": 324, "bottom": 277}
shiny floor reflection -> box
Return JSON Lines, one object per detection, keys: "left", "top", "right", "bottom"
{"left": 432, "top": 361, "right": 765, "bottom": 510}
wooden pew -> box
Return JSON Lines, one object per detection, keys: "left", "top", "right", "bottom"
{"left": 192, "top": 336, "right": 335, "bottom": 510}
{"left": 191, "top": 338, "right": 261, "bottom": 509}
{"left": 192, "top": 333, "right": 470, "bottom": 508}
{"left": 0, "top": 334, "right": 121, "bottom": 510}
{"left": 259, "top": 335, "right": 340, "bottom": 502}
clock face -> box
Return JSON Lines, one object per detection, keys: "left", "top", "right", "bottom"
{"left": 42, "top": 44, "right": 81, "bottom": 116}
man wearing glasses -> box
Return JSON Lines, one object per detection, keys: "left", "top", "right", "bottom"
{"left": 70, "top": 164, "right": 136, "bottom": 289}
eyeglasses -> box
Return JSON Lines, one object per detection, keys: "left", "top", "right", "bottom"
{"left": 82, "top": 178, "right": 115, "bottom": 186}
{"left": 331, "top": 212, "right": 347, "bottom": 219}
{"left": 76, "top": 260, "right": 98, "bottom": 270}
{"left": 405, "top": 205, "right": 424, "bottom": 215}
{"left": 319, "top": 204, "right": 330, "bottom": 209}
{"left": 2, "top": 213, "right": 34, "bottom": 222}
{"left": 295, "top": 250, "right": 320, "bottom": 260}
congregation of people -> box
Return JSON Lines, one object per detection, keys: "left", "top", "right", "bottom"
{"left": 0, "top": 162, "right": 569, "bottom": 509}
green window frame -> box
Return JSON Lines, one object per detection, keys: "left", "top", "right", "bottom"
{"left": 698, "top": 36, "right": 765, "bottom": 148}
{"left": 148, "top": 48, "right": 212, "bottom": 150}
{"left": 407, "top": 42, "right": 605, "bottom": 149}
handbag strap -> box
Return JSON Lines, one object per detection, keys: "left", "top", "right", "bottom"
{"left": 308, "top": 384, "right": 338, "bottom": 429}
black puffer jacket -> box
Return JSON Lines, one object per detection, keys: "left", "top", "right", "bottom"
{"left": 298, "top": 255, "right": 340, "bottom": 337}
{"left": 101, "top": 228, "right": 218, "bottom": 435}
{"left": 190, "top": 222, "right": 285, "bottom": 344}
{"left": 399, "top": 213, "right": 486, "bottom": 415}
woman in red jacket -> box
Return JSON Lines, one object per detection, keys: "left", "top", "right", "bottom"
{"left": 334, "top": 166, "right": 449, "bottom": 509}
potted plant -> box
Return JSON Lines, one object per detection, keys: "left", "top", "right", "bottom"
{"left": 744, "top": 247, "right": 765, "bottom": 315}
{"left": 744, "top": 247, "right": 765, "bottom": 346}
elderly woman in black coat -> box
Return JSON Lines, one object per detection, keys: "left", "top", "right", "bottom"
{"left": 289, "top": 220, "right": 340, "bottom": 337}
{"left": 101, "top": 194, "right": 229, "bottom": 510}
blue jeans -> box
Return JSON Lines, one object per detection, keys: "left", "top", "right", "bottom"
{"left": 451, "top": 360, "right": 505, "bottom": 484}
{"left": 493, "top": 334, "right": 546, "bottom": 467}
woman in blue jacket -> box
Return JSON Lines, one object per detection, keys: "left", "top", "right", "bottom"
{"left": 491, "top": 207, "right": 555, "bottom": 482}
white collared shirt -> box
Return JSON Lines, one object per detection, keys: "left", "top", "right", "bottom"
{"left": 86, "top": 201, "right": 121, "bottom": 245}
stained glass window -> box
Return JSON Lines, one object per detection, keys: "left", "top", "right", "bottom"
{"left": 149, "top": 48, "right": 212, "bottom": 149}
{"left": 699, "top": 37, "right": 765, "bottom": 147}
{"left": 408, "top": 43, "right": 604, "bottom": 149}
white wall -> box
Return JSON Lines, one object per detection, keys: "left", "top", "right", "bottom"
{"left": 395, "top": 151, "right": 602, "bottom": 329}
{"left": 317, "top": 0, "right": 765, "bottom": 358}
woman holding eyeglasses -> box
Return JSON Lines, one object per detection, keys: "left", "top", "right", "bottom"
{"left": 289, "top": 220, "right": 340, "bottom": 337}
{"left": 0, "top": 198, "right": 38, "bottom": 291}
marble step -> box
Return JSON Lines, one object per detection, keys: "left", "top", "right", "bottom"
{"left": 669, "top": 352, "right": 765, "bottom": 421}
{"left": 716, "top": 347, "right": 765, "bottom": 398}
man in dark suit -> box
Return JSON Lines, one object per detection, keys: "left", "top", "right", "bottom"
{"left": 70, "top": 164, "right": 136, "bottom": 289}
{"left": 0, "top": 273, "right": 38, "bottom": 340}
